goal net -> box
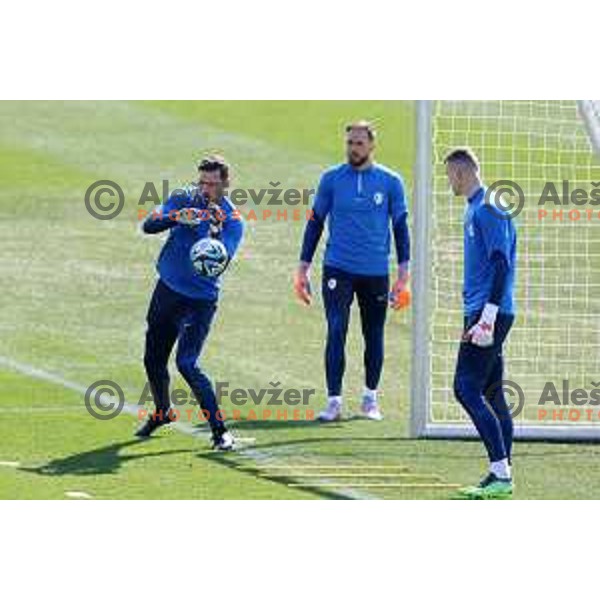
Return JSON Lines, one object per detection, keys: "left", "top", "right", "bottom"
{"left": 411, "top": 100, "right": 600, "bottom": 440}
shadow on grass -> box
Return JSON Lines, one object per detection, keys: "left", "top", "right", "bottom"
{"left": 193, "top": 417, "right": 359, "bottom": 433}
{"left": 21, "top": 440, "right": 189, "bottom": 476}
{"left": 216, "top": 433, "right": 600, "bottom": 462}
{"left": 198, "top": 450, "right": 358, "bottom": 500}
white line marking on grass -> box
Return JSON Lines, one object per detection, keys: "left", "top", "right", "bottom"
{"left": 257, "top": 465, "right": 410, "bottom": 471}
{"left": 270, "top": 473, "right": 443, "bottom": 480}
{"left": 0, "top": 406, "right": 85, "bottom": 414}
{"left": 0, "top": 461, "right": 20, "bottom": 468}
{"left": 0, "top": 356, "right": 379, "bottom": 500}
{"left": 65, "top": 491, "right": 93, "bottom": 499}
{"left": 288, "top": 483, "right": 462, "bottom": 489}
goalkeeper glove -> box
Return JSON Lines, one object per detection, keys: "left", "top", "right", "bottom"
{"left": 293, "top": 262, "right": 313, "bottom": 306}
{"left": 464, "top": 303, "right": 498, "bottom": 348}
{"left": 389, "top": 265, "right": 411, "bottom": 310}
{"left": 178, "top": 208, "right": 205, "bottom": 226}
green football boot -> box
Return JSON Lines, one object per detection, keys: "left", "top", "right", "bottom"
{"left": 455, "top": 473, "right": 513, "bottom": 499}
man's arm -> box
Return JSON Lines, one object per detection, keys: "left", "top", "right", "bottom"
{"left": 488, "top": 251, "right": 509, "bottom": 306}
{"left": 220, "top": 208, "right": 245, "bottom": 264}
{"left": 299, "top": 211, "right": 326, "bottom": 265}
{"left": 393, "top": 212, "right": 410, "bottom": 277}
{"left": 389, "top": 174, "right": 411, "bottom": 309}
{"left": 142, "top": 191, "right": 191, "bottom": 234}
{"left": 142, "top": 209, "right": 179, "bottom": 234}
{"left": 294, "top": 172, "right": 333, "bottom": 305}
{"left": 465, "top": 206, "right": 512, "bottom": 346}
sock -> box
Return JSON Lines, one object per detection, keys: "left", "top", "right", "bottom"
{"left": 328, "top": 395, "right": 342, "bottom": 405}
{"left": 363, "top": 388, "right": 377, "bottom": 402}
{"left": 490, "top": 458, "right": 511, "bottom": 480}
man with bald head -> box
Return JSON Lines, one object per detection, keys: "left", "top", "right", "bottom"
{"left": 445, "top": 148, "right": 517, "bottom": 499}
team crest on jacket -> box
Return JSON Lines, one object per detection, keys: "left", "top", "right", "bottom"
{"left": 373, "top": 192, "right": 384, "bottom": 206}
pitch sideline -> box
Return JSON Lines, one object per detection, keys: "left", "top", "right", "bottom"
{"left": 0, "top": 355, "right": 378, "bottom": 500}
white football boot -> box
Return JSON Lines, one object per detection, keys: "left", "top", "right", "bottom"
{"left": 361, "top": 395, "right": 383, "bottom": 421}
{"left": 213, "top": 430, "right": 235, "bottom": 451}
{"left": 317, "top": 397, "right": 342, "bottom": 422}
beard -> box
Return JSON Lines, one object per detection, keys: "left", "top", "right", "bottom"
{"left": 348, "top": 153, "right": 369, "bottom": 167}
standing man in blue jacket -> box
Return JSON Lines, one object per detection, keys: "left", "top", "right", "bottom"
{"left": 445, "top": 148, "right": 517, "bottom": 499}
{"left": 294, "top": 121, "right": 410, "bottom": 421}
{"left": 138, "top": 156, "right": 244, "bottom": 450}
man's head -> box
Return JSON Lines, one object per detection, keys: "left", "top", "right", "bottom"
{"left": 197, "top": 155, "right": 229, "bottom": 201}
{"left": 345, "top": 121, "right": 375, "bottom": 168}
{"left": 444, "top": 148, "right": 480, "bottom": 196}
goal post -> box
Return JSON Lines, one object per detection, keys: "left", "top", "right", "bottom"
{"left": 410, "top": 100, "right": 433, "bottom": 438}
{"left": 578, "top": 100, "right": 600, "bottom": 158}
{"left": 411, "top": 100, "right": 600, "bottom": 441}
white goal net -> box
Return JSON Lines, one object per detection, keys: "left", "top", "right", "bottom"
{"left": 411, "top": 100, "right": 600, "bottom": 440}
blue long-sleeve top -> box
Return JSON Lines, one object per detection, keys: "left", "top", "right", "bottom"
{"left": 143, "top": 188, "right": 244, "bottom": 301}
{"left": 300, "top": 163, "right": 410, "bottom": 276}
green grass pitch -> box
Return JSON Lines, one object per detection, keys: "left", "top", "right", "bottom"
{"left": 1, "top": 100, "right": 600, "bottom": 499}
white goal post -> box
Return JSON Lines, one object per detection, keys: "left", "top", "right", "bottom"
{"left": 411, "top": 100, "right": 600, "bottom": 441}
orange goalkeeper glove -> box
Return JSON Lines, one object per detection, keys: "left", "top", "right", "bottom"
{"left": 389, "top": 267, "right": 411, "bottom": 310}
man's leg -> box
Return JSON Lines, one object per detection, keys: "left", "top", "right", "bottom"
{"left": 484, "top": 315, "right": 515, "bottom": 462}
{"left": 454, "top": 314, "right": 514, "bottom": 498}
{"left": 453, "top": 341, "right": 507, "bottom": 463}
{"left": 138, "top": 280, "right": 180, "bottom": 437}
{"left": 175, "top": 300, "right": 226, "bottom": 441}
{"left": 319, "top": 266, "right": 354, "bottom": 420}
{"left": 356, "top": 274, "right": 389, "bottom": 419}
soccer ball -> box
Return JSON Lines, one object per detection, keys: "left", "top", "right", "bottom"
{"left": 190, "top": 238, "right": 229, "bottom": 277}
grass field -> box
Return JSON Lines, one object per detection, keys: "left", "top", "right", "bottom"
{"left": 2, "top": 100, "right": 600, "bottom": 499}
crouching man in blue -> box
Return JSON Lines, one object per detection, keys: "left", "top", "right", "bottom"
{"left": 137, "top": 156, "right": 244, "bottom": 450}
{"left": 445, "top": 148, "right": 517, "bottom": 499}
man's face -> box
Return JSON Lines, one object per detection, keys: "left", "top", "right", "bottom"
{"left": 198, "top": 169, "right": 224, "bottom": 201}
{"left": 346, "top": 129, "right": 373, "bottom": 167}
{"left": 446, "top": 162, "right": 465, "bottom": 196}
